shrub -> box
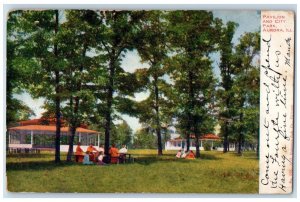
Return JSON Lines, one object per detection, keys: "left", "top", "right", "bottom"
{"left": 203, "top": 142, "right": 211, "bottom": 151}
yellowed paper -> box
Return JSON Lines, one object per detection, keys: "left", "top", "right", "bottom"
{"left": 259, "top": 10, "right": 294, "bottom": 194}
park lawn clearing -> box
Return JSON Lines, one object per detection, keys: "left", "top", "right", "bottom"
{"left": 6, "top": 150, "right": 258, "bottom": 193}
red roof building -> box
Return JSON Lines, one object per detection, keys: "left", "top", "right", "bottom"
{"left": 8, "top": 118, "right": 101, "bottom": 152}
{"left": 165, "top": 133, "right": 221, "bottom": 151}
{"left": 18, "top": 118, "right": 87, "bottom": 128}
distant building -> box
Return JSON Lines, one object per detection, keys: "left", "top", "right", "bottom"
{"left": 164, "top": 124, "right": 237, "bottom": 151}
{"left": 165, "top": 133, "right": 221, "bottom": 151}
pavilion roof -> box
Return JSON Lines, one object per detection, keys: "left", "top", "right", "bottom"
{"left": 172, "top": 133, "right": 220, "bottom": 141}
{"left": 18, "top": 118, "right": 88, "bottom": 128}
{"left": 192, "top": 133, "right": 220, "bottom": 140}
{"left": 9, "top": 125, "right": 99, "bottom": 135}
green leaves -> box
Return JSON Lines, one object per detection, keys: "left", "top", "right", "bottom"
{"left": 7, "top": 10, "right": 260, "bottom": 156}
{"left": 111, "top": 120, "right": 133, "bottom": 147}
{"left": 217, "top": 27, "right": 260, "bottom": 153}
{"left": 167, "top": 11, "right": 219, "bottom": 145}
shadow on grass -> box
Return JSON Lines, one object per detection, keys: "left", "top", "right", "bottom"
{"left": 231, "top": 152, "right": 259, "bottom": 160}
{"left": 6, "top": 153, "right": 80, "bottom": 171}
{"left": 6, "top": 160, "right": 79, "bottom": 171}
{"left": 6, "top": 152, "right": 224, "bottom": 170}
{"left": 7, "top": 153, "right": 46, "bottom": 158}
{"left": 134, "top": 152, "right": 221, "bottom": 165}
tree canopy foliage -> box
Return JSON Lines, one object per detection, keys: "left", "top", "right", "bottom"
{"left": 7, "top": 10, "right": 260, "bottom": 160}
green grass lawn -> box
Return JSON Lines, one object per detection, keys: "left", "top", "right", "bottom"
{"left": 6, "top": 150, "right": 258, "bottom": 193}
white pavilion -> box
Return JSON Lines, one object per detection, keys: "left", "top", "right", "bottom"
{"left": 7, "top": 118, "right": 101, "bottom": 152}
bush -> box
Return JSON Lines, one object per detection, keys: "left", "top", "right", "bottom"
{"left": 203, "top": 142, "right": 211, "bottom": 151}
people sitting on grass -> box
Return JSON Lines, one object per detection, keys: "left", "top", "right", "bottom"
{"left": 87, "top": 143, "right": 98, "bottom": 162}
{"left": 97, "top": 151, "right": 106, "bottom": 166}
{"left": 109, "top": 143, "right": 119, "bottom": 164}
{"left": 177, "top": 150, "right": 196, "bottom": 159}
{"left": 176, "top": 149, "right": 182, "bottom": 158}
{"left": 119, "top": 145, "right": 128, "bottom": 154}
{"left": 185, "top": 150, "right": 196, "bottom": 159}
{"left": 83, "top": 151, "right": 94, "bottom": 165}
{"left": 75, "top": 142, "right": 84, "bottom": 162}
{"left": 181, "top": 150, "right": 187, "bottom": 158}
{"left": 87, "top": 143, "right": 98, "bottom": 153}
{"left": 99, "top": 144, "right": 105, "bottom": 153}
{"left": 119, "top": 144, "right": 128, "bottom": 163}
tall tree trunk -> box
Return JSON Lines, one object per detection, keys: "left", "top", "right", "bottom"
{"left": 237, "top": 113, "right": 244, "bottom": 155}
{"left": 67, "top": 124, "right": 77, "bottom": 161}
{"left": 238, "top": 134, "right": 242, "bottom": 154}
{"left": 193, "top": 95, "right": 200, "bottom": 158}
{"left": 67, "top": 96, "right": 79, "bottom": 161}
{"left": 55, "top": 71, "right": 61, "bottom": 163}
{"left": 256, "top": 129, "right": 259, "bottom": 158}
{"left": 153, "top": 73, "right": 163, "bottom": 156}
{"left": 194, "top": 119, "right": 200, "bottom": 158}
{"left": 223, "top": 123, "right": 229, "bottom": 153}
{"left": 103, "top": 57, "right": 115, "bottom": 163}
{"left": 54, "top": 10, "right": 61, "bottom": 163}
{"left": 185, "top": 105, "right": 192, "bottom": 152}
{"left": 187, "top": 70, "right": 195, "bottom": 153}
{"left": 185, "top": 130, "right": 190, "bottom": 152}
{"left": 66, "top": 45, "right": 86, "bottom": 162}
{"left": 237, "top": 97, "right": 245, "bottom": 155}
{"left": 195, "top": 136, "right": 200, "bottom": 158}
{"left": 223, "top": 95, "right": 230, "bottom": 153}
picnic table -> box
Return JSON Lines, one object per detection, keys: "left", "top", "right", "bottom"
{"left": 121, "top": 153, "right": 134, "bottom": 163}
{"left": 110, "top": 153, "right": 134, "bottom": 164}
{"left": 76, "top": 153, "right": 135, "bottom": 164}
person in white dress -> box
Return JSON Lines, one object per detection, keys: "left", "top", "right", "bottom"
{"left": 119, "top": 145, "right": 128, "bottom": 163}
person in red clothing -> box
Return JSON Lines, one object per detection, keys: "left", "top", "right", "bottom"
{"left": 185, "top": 150, "right": 196, "bottom": 159}
{"left": 75, "top": 142, "right": 84, "bottom": 162}
{"left": 87, "top": 143, "right": 98, "bottom": 162}
{"left": 109, "top": 144, "right": 119, "bottom": 164}
{"left": 87, "top": 143, "right": 98, "bottom": 153}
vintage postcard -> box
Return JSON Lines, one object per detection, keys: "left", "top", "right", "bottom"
{"left": 4, "top": 8, "right": 295, "bottom": 195}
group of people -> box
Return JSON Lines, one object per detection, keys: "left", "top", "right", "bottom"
{"left": 75, "top": 142, "right": 128, "bottom": 165}
{"left": 108, "top": 143, "right": 128, "bottom": 164}
{"left": 75, "top": 143, "right": 194, "bottom": 164}
{"left": 176, "top": 149, "right": 196, "bottom": 159}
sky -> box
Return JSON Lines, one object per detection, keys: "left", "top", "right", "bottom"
{"left": 13, "top": 10, "right": 260, "bottom": 133}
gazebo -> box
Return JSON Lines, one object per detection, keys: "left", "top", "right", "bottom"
{"left": 8, "top": 119, "right": 101, "bottom": 152}
{"left": 165, "top": 133, "right": 221, "bottom": 151}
